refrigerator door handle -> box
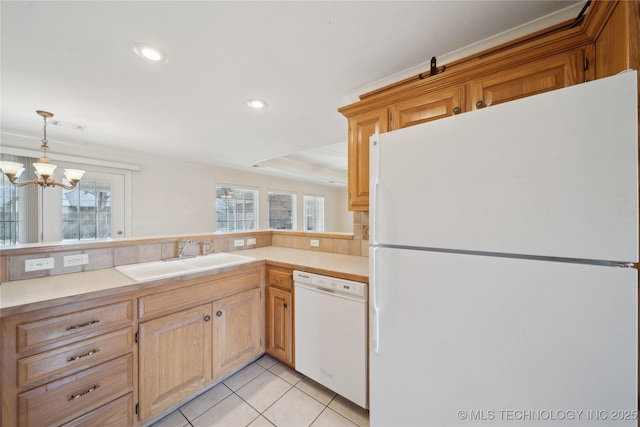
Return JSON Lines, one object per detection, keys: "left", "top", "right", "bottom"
{"left": 370, "top": 134, "right": 379, "bottom": 245}
{"left": 370, "top": 246, "right": 380, "bottom": 354}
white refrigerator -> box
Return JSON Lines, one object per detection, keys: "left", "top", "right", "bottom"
{"left": 369, "top": 71, "right": 638, "bottom": 426}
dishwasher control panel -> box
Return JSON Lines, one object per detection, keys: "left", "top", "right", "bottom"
{"left": 293, "top": 270, "right": 367, "bottom": 299}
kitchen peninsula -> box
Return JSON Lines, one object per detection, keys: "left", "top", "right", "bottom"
{"left": 0, "top": 232, "right": 368, "bottom": 427}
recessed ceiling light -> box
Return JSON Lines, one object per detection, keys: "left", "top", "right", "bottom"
{"left": 133, "top": 43, "right": 168, "bottom": 63}
{"left": 246, "top": 99, "right": 267, "bottom": 109}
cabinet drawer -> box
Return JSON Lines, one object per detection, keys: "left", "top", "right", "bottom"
{"left": 63, "top": 393, "right": 133, "bottom": 427}
{"left": 16, "top": 300, "right": 133, "bottom": 353}
{"left": 17, "top": 354, "right": 133, "bottom": 427}
{"left": 139, "top": 270, "right": 260, "bottom": 319}
{"left": 267, "top": 266, "right": 292, "bottom": 290}
{"left": 17, "top": 328, "right": 133, "bottom": 388}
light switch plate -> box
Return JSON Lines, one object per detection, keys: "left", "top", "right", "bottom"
{"left": 234, "top": 239, "right": 245, "bottom": 247}
{"left": 25, "top": 258, "right": 55, "bottom": 272}
{"left": 246, "top": 238, "right": 257, "bottom": 245}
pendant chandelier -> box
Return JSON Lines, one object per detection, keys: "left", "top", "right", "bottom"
{"left": 0, "top": 110, "right": 85, "bottom": 189}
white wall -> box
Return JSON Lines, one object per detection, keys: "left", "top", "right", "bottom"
{"left": 130, "top": 155, "right": 352, "bottom": 236}
{"left": 1, "top": 133, "right": 352, "bottom": 238}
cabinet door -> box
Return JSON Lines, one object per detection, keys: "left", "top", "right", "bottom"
{"left": 266, "top": 287, "right": 293, "bottom": 366}
{"left": 212, "top": 288, "right": 263, "bottom": 380}
{"left": 348, "top": 108, "right": 389, "bottom": 211}
{"left": 138, "top": 304, "right": 212, "bottom": 421}
{"left": 468, "top": 49, "right": 584, "bottom": 110}
{"left": 390, "top": 85, "right": 465, "bottom": 130}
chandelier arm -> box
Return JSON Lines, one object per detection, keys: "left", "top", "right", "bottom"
{"left": 55, "top": 180, "right": 80, "bottom": 190}
{"left": 4, "top": 174, "right": 78, "bottom": 190}
{"left": 4, "top": 176, "right": 43, "bottom": 187}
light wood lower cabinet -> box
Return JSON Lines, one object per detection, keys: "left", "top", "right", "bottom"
{"left": 136, "top": 267, "right": 264, "bottom": 424}
{"left": 2, "top": 265, "right": 265, "bottom": 427}
{"left": 266, "top": 287, "right": 293, "bottom": 366}
{"left": 17, "top": 355, "right": 133, "bottom": 427}
{"left": 1, "top": 297, "right": 135, "bottom": 427}
{"left": 138, "top": 304, "right": 213, "bottom": 421}
{"left": 265, "top": 266, "right": 294, "bottom": 367}
{"left": 62, "top": 393, "right": 134, "bottom": 427}
{"left": 213, "top": 288, "right": 263, "bottom": 380}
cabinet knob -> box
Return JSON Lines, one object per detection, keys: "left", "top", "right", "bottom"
{"left": 283, "top": 303, "right": 288, "bottom": 309}
{"left": 204, "top": 315, "right": 211, "bottom": 322}
{"left": 475, "top": 100, "right": 485, "bottom": 108}
{"left": 216, "top": 311, "right": 223, "bottom": 317}
{"left": 452, "top": 106, "right": 461, "bottom": 115}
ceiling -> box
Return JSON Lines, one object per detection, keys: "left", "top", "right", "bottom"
{"left": 1, "top": 1, "right": 582, "bottom": 186}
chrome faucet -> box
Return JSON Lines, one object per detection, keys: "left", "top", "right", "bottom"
{"left": 177, "top": 240, "right": 193, "bottom": 258}
{"left": 199, "top": 241, "right": 213, "bottom": 256}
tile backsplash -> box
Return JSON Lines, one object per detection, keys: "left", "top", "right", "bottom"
{"left": 2, "top": 215, "right": 369, "bottom": 282}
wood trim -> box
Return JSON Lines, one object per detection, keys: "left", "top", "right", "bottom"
{"left": 581, "top": 0, "right": 619, "bottom": 41}
{"left": 0, "top": 231, "right": 274, "bottom": 257}
{"left": 271, "top": 230, "right": 354, "bottom": 240}
{"left": 338, "top": 1, "right": 616, "bottom": 119}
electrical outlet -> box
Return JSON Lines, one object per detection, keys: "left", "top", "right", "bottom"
{"left": 310, "top": 239, "right": 320, "bottom": 247}
{"left": 64, "top": 254, "right": 89, "bottom": 267}
{"left": 234, "top": 239, "right": 245, "bottom": 247}
{"left": 25, "top": 258, "right": 55, "bottom": 272}
{"left": 246, "top": 238, "right": 257, "bottom": 245}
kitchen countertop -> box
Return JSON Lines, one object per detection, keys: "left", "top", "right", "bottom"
{"left": 0, "top": 247, "right": 369, "bottom": 315}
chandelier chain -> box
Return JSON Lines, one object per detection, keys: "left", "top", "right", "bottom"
{"left": 41, "top": 114, "right": 49, "bottom": 153}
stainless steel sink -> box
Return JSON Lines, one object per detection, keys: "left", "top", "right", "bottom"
{"left": 115, "top": 253, "right": 255, "bottom": 282}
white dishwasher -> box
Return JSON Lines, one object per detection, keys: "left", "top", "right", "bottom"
{"left": 293, "top": 270, "right": 368, "bottom": 409}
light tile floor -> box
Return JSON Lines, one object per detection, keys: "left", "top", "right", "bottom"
{"left": 151, "top": 355, "right": 370, "bottom": 427}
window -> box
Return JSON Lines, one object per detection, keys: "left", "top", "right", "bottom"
{"left": 62, "top": 178, "right": 112, "bottom": 240}
{"left": 1, "top": 152, "right": 127, "bottom": 244}
{"left": 1, "top": 172, "right": 19, "bottom": 244}
{"left": 216, "top": 186, "right": 257, "bottom": 232}
{"left": 304, "top": 195, "right": 324, "bottom": 232}
{"left": 268, "top": 191, "right": 296, "bottom": 230}
{"left": 0, "top": 154, "right": 38, "bottom": 244}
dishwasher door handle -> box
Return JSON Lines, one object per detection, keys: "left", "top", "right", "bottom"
{"left": 294, "top": 282, "right": 366, "bottom": 304}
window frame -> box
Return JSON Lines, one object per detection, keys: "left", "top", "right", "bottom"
{"left": 303, "top": 194, "right": 325, "bottom": 232}
{"left": 215, "top": 184, "right": 258, "bottom": 232}
{"left": 267, "top": 190, "right": 297, "bottom": 230}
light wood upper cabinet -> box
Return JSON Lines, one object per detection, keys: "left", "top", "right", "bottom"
{"left": 468, "top": 49, "right": 585, "bottom": 110}
{"left": 390, "top": 85, "right": 465, "bottom": 130}
{"left": 348, "top": 109, "right": 388, "bottom": 211}
{"left": 212, "top": 288, "right": 263, "bottom": 380}
{"left": 138, "top": 303, "right": 213, "bottom": 421}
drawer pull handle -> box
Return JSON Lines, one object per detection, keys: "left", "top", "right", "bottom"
{"left": 216, "top": 311, "right": 223, "bottom": 317}
{"left": 67, "top": 349, "right": 100, "bottom": 362}
{"left": 66, "top": 319, "right": 100, "bottom": 331}
{"left": 68, "top": 384, "right": 100, "bottom": 401}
